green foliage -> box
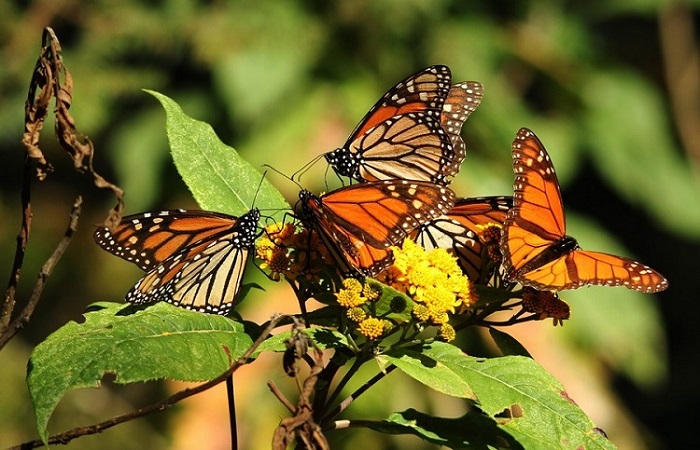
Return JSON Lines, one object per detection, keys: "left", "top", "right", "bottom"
{"left": 26, "top": 302, "right": 253, "bottom": 441}
{"left": 385, "top": 343, "right": 615, "bottom": 449}
{"left": 372, "top": 408, "right": 524, "bottom": 449}
{"left": 148, "top": 91, "right": 290, "bottom": 219}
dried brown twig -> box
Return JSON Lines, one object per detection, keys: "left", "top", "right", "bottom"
{"left": 271, "top": 319, "right": 330, "bottom": 450}
{"left": 1, "top": 27, "right": 125, "bottom": 342}
{"left": 22, "top": 27, "right": 124, "bottom": 222}
{"left": 0, "top": 198, "right": 82, "bottom": 349}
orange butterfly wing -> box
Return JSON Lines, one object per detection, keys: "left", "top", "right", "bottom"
{"left": 325, "top": 66, "right": 465, "bottom": 185}
{"left": 502, "top": 128, "right": 668, "bottom": 293}
{"left": 300, "top": 181, "right": 456, "bottom": 277}
{"left": 94, "top": 209, "right": 260, "bottom": 314}
{"left": 94, "top": 210, "right": 251, "bottom": 271}
{"left": 415, "top": 196, "right": 512, "bottom": 281}
{"left": 350, "top": 65, "right": 452, "bottom": 138}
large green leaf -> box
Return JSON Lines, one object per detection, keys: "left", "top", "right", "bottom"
{"left": 379, "top": 346, "right": 477, "bottom": 400}
{"left": 147, "top": 90, "right": 290, "bottom": 220}
{"left": 370, "top": 408, "right": 524, "bottom": 449}
{"left": 383, "top": 342, "right": 615, "bottom": 449}
{"left": 27, "top": 302, "right": 253, "bottom": 442}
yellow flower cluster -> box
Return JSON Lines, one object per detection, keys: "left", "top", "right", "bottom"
{"left": 334, "top": 278, "right": 393, "bottom": 339}
{"left": 379, "top": 239, "right": 475, "bottom": 325}
{"left": 358, "top": 317, "right": 388, "bottom": 340}
{"left": 335, "top": 278, "right": 369, "bottom": 308}
{"left": 256, "top": 222, "right": 332, "bottom": 282}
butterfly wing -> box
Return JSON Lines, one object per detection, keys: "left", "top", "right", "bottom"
{"left": 441, "top": 81, "right": 484, "bottom": 167}
{"left": 95, "top": 209, "right": 260, "bottom": 314}
{"left": 325, "top": 66, "right": 459, "bottom": 184}
{"left": 94, "top": 210, "right": 247, "bottom": 271}
{"left": 342, "top": 113, "right": 456, "bottom": 183}
{"left": 350, "top": 65, "right": 452, "bottom": 138}
{"left": 502, "top": 128, "right": 668, "bottom": 293}
{"left": 415, "top": 196, "right": 512, "bottom": 280}
{"left": 519, "top": 249, "right": 668, "bottom": 293}
{"left": 300, "top": 181, "right": 456, "bottom": 277}
{"left": 501, "top": 128, "right": 567, "bottom": 281}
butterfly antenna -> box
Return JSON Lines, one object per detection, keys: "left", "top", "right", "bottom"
{"left": 291, "top": 153, "right": 325, "bottom": 184}
{"left": 250, "top": 170, "right": 268, "bottom": 209}
{"left": 261, "top": 164, "right": 303, "bottom": 191}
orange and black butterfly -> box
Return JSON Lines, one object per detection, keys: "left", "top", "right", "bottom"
{"left": 94, "top": 208, "right": 260, "bottom": 314}
{"left": 501, "top": 128, "right": 668, "bottom": 293}
{"left": 325, "top": 65, "right": 482, "bottom": 185}
{"left": 414, "top": 196, "right": 512, "bottom": 282}
{"left": 298, "top": 180, "right": 456, "bottom": 277}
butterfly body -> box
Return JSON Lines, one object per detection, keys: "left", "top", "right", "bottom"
{"left": 94, "top": 208, "right": 260, "bottom": 314}
{"left": 501, "top": 128, "right": 668, "bottom": 293}
{"left": 298, "top": 181, "right": 456, "bottom": 277}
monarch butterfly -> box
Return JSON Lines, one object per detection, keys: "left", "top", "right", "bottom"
{"left": 501, "top": 128, "right": 668, "bottom": 293}
{"left": 94, "top": 208, "right": 261, "bottom": 314}
{"left": 325, "top": 66, "right": 481, "bottom": 185}
{"left": 298, "top": 180, "right": 456, "bottom": 277}
{"left": 414, "top": 196, "right": 513, "bottom": 282}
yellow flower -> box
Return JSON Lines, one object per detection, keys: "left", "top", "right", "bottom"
{"left": 412, "top": 304, "right": 430, "bottom": 321}
{"left": 358, "top": 317, "right": 385, "bottom": 340}
{"left": 439, "top": 323, "right": 456, "bottom": 342}
{"left": 347, "top": 307, "right": 367, "bottom": 322}
{"left": 387, "top": 239, "right": 472, "bottom": 324}
{"left": 362, "top": 282, "right": 381, "bottom": 301}
{"left": 335, "top": 278, "right": 368, "bottom": 308}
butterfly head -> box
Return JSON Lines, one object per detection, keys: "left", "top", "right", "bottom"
{"left": 324, "top": 147, "right": 361, "bottom": 179}
{"left": 237, "top": 208, "right": 262, "bottom": 248}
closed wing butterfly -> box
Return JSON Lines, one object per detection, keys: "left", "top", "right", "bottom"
{"left": 94, "top": 208, "right": 260, "bottom": 314}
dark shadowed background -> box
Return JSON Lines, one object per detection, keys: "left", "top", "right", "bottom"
{"left": 0, "top": 1, "right": 698, "bottom": 449}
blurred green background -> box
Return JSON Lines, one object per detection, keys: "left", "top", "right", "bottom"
{"left": 1, "top": 1, "right": 698, "bottom": 449}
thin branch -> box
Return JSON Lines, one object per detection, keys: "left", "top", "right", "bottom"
{"left": 1, "top": 159, "right": 33, "bottom": 332}
{"left": 321, "top": 365, "right": 397, "bottom": 425}
{"left": 9, "top": 314, "right": 287, "bottom": 450}
{"left": 268, "top": 380, "right": 297, "bottom": 414}
{"left": 0, "top": 197, "right": 82, "bottom": 349}
{"left": 226, "top": 375, "right": 238, "bottom": 450}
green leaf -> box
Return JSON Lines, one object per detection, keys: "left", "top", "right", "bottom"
{"left": 253, "top": 327, "right": 351, "bottom": 357}
{"left": 367, "top": 279, "right": 415, "bottom": 322}
{"left": 381, "top": 346, "right": 477, "bottom": 400}
{"left": 384, "top": 342, "right": 615, "bottom": 449}
{"left": 370, "top": 408, "right": 523, "bottom": 449}
{"left": 489, "top": 328, "right": 532, "bottom": 358}
{"left": 27, "top": 302, "right": 253, "bottom": 442}
{"left": 146, "top": 90, "right": 290, "bottom": 220}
